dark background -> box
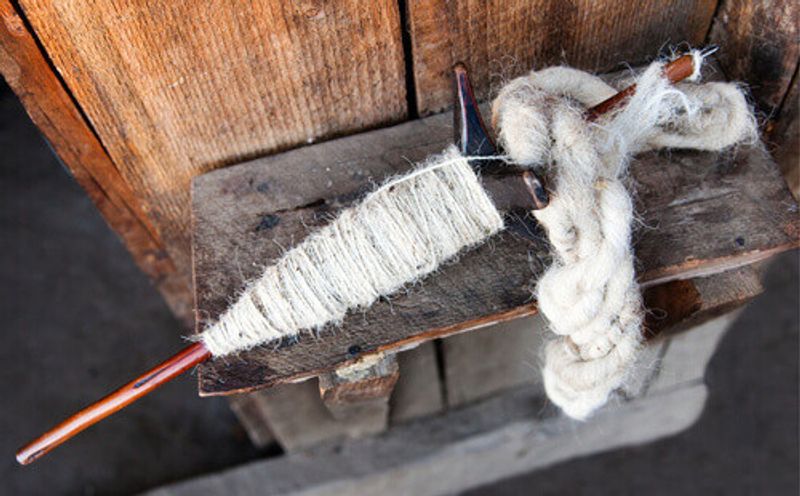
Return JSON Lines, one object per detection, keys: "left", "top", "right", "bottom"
{"left": 1, "top": 81, "right": 798, "bottom": 495}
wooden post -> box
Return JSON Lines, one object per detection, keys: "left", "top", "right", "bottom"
{"left": 319, "top": 354, "right": 399, "bottom": 433}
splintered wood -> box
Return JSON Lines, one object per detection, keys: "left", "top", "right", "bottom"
{"left": 192, "top": 109, "right": 799, "bottom": 396}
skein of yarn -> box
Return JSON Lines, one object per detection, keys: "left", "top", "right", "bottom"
{"left": 492, "top": 50, "right": 757, "bottom": 419}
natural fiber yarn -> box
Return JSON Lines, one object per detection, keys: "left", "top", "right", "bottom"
{"left": 492, "top": 52, "right": 756, "bottom": 419}
{"left": 201, "top": 148, "right": 504, "bottom": 356}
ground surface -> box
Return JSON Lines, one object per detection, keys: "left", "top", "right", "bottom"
{"left": 1, "top": 82, "right": 798, "bottom": 495}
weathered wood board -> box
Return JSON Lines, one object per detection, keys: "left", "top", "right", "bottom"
{"left": 192, "top": 107, "right": 799, "bottom": 396}
{"left": 0, "top": 2, "right": 191, "bottom": 320}
{"left": 318, "top": 354, "right": 399, "bottom": 434}
{"left": 16, "top": 0, "right": 407, "bottom": 282}
{"left": 231, "top": 379, "right": 394, "bottom": 452}
{"left": 442, "top": 265, "right": 764, "bottom": 408}
{"left": 709, "top": 0, "right": 799, "bottom": 116}
{"left": 389, "top": 342, "right": 444, "bottom": 424}
{"left": 443, "top": 315, "right": 546, "bottom": 408}
{"left": 406, "top": 0, "right": 718, "bottom": 114}
{"left": 769, "top": 68, "right": 800, "bottom": 200}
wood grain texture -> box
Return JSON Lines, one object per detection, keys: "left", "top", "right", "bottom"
{"left": 17, "top": 0, "right": 407, "bottom": 278}
{"left": 769, "top": 66, "right": 799, "bottom": 199}
{"left": 234, "top": 379, "right": 392, "bottom": 452}
{"left": 389, "top": 342, "right": 444, "bottom": 423}
{"left": 317, "top": 356, "right": 397, "bottom": 436}
{"left": 709, "top": 0, "right": 799, "bottom": 116}
{"left": 443, "top": 315, "right": 546, "bottom": 408}
{"left": 406, "top": 0, "right": 718, "bottom": 114}
{"left": 0, "top": 0, "right": 192, "bottom": 320}
{"left": 192, "top": 106, "right": 799, "bottom": 396}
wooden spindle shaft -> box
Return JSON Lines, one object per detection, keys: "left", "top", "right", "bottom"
{"left": 587, "top": 53, "right": 695, "bottom": 120}
{"left": 16, "top": 342, "right": 211, "bottom": 465}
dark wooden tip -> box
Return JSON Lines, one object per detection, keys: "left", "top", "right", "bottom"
{"left": 453, "top": 61, "right": 498, "bottom": 158}
{"left": 452, "top": 62, "right": 550, "bottom": 208}
{"left": 16, "top": 342, "right": 211, "bottom": 465}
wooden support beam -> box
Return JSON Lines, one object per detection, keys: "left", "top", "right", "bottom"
{"left": 443, "top": 315, "right": 546, "bottom": 408}
{"left": 709, "top": 0, "right": 799, "bottom": 117}
{"left": 405, "top": 0, "right": 718, "bottom": 114}
{"left": 390, "top": 342, "right": 445, "bottom": 424}
{"left": 319, "top": 354, "right": 399, "bottom": 423}
{"left": 147, "top": 311, "right": 746, "bottom": 496}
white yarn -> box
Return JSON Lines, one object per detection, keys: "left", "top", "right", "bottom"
{"left": 201, "top": 147, "right": 504, "bottom": 356}
{"left": 492, "top": 51, "right": 756, "bottom": 419}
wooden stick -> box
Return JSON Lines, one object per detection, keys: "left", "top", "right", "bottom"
{"left": 16, "top": 342, "right": 210, "bottom": 465}
{"left": 587, "top": 51, "right": 709, "bottom": 120}
{"left": 16, "top": 50, "right": 708, "bottom": 465}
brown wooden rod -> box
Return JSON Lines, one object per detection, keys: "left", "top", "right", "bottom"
{"left": 16, "top": 342, "right": 211, "bottom": 465}
{"left": 586, "top": 52, "right": 702, "bottom": 120}
{"left": 16, "top": 49, "right": 709, "bottom": 466}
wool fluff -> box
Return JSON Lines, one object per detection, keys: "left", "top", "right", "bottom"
{"left": 201, "top": 148, "right": 504, "bottom": 356}
{"left": 492, "top": 53, "right": 756, "bottom": 420}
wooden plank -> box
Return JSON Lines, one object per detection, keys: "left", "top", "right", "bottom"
{"left": 319, "top": 354, "right": 399, "bottom": 423}
{"left": 709, "top": 0, "right": 799, "bottom": 116}
{"left": 648, "top": 310, "right": 743, "bottom": 394}
{"left": 442, "top": 265, "right": 764, "bottom": 407}
{"left": 0, "top": 1, "right": 192, "bottom": 321}
{"left": 406, "top": 0, "right": 718, "bottom": 114}
{"left": 389, "top": 342, "right": 444, "bottom": 424}
{"left": 236, "top": 379, "right": 394, "bottom": 453}
{"left": 234, "top": 345, "right": 438, "bottom": 448}
{"left": 192, "top": 104, "right": 799, "bottom": 396}
{"left": 16, "top": 0, "right": 407, "bottom": 279}
{"left": 146, "top": 380, "right": 711, "bottom": 496}
{"left": 443, "top": 315, "right": 546, "bottom": 408}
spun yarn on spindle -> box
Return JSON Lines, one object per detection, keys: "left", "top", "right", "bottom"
{"left": 492, "top": 52, "right": 756, "bottom": 419}
{"left": 201, "top": 149, "right": 504, "bottom": 356}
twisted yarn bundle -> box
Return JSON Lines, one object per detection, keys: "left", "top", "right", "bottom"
{"left": 492, "top": 52, "right": 756, "bottom": 419}
{"left": 201, "top": 149, "right": 503, "bottom": 356}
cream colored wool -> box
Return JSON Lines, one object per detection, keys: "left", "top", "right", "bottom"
{"left": 201, "top": 148, "right": 504, "bottom": 356}
{"left": 492, "top": 52, "right": 756, "bottom": 420}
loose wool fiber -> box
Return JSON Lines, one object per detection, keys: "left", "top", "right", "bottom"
{"left": 201, "top": 149, "right": 504, "bottom": 356}
{"left": 492, "top": 51, "right": 756, "bottom": 419}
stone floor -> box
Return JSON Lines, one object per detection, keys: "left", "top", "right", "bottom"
{"left": 1, "top": 81, "right": 797, "bottom": 495}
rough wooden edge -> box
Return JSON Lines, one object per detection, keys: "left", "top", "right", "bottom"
{"left": 0, "top": 1, "right": 192, "bottom": 322}
{"left": 198, "top": 304, "right": 537, "bottom": 397}
{"left": 197, "top": 236, "right": 798, "bottom": 398}
{"left": 319, "top": 354, "right": 400, "bottom": 411}
{"left": 146, "top": 381, "right": 710, "bottom": 496}
{"left": 769, "top": 61, "right": 800, "bottom": 199}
